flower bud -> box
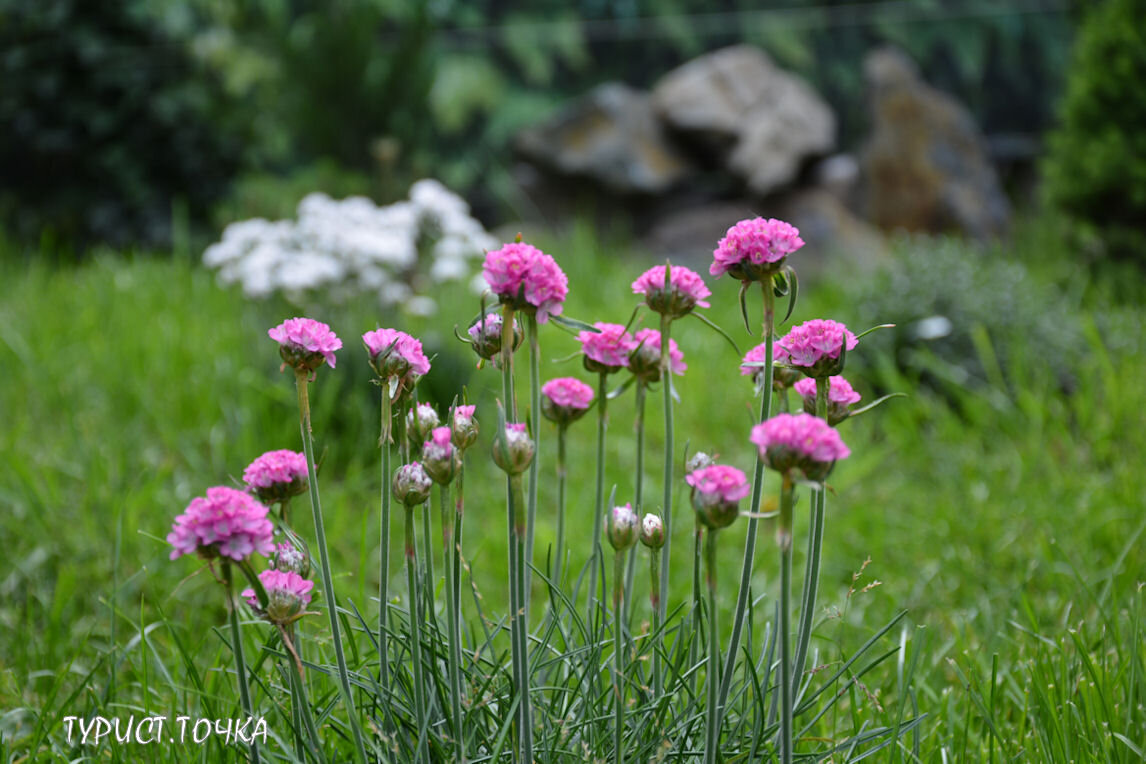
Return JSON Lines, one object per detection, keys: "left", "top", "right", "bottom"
{"left": 631, "top": 265, "right": 712, "bottom": 319}
{"left": 423, "top": 426, "right": 462, "bottom": 484}
{"left": 268, "top": 318, "right": 341, "bottom": 374}
{"left": 392, "top": 462, "right": 433, "bottom": 506}
{"left": 685, "top": 451, "right": 716, "bottom": 474}
{"left": 540, "top": 377, "right": 594, "bottom": 427}
{"left": 468, "top": 313, "right": 523, "bottom": 364}
{"left": 272, "top": 541, "right": 310, "bottom": 578}
{"left": 407, "top": 403, "right": 441, "bottom": 447}
{"left": 687, "top": 464, "right": 750, "bottom": 531}
{"left": 639, "top": 513, "right": 665, "bottom": 549}
{"left": 451, "top": 405, "right": 479, "bottom": 451}
{"left": 607, "top": 503, "right": 639, "bottom": 551}
{"left": 492, "top": 422, "right": 534, "bottom": 475}
{"left": 243, "top": 570, "right": 314, "bottom": 626}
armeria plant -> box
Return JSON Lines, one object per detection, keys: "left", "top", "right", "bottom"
{"left": 166, "top": 220, "right": 916, "bottom": 762}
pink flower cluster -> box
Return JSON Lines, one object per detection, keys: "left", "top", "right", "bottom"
{"left": 268, "top": 317, "right": 342, "bottom": 369}
{"left": 632, "top": 264, "right": 711, "bottom": 316}
{"left": 243, "top": 569, "right": 314, "bottom": 609}
{"left": 632, "top": 328, "right": 687, "bottom": 376}
{"left": 493, "top": 422, "right": 534, "bottom": 474}
{"left": 607, "top": 503, "right": 639, "bottom": 550}
{"left": 685, "top": 464, "right": 751, "bottom": 503}
{"left": 775, "top": 319, "right": 858, "bottom": 377}
{"left": 482, "top": 242, "right": 569, "bottom": 323}
{"left": 711, "top": 218, "right": 804, "bottom": 279}
{"left": 242, "top": 449, "right": 307, "bottom": 490}
{"left": 750, "top": 413, "right": 850, "bottom": 480}
{"left": 167, "top": 486, "right": 275, "bottom": 561}
{"left": 541, "top": 377, "right": 595, "bottom": 409}
{"left": 362, "top": 327, "right": 431, "bottom": 377}
{"left": 739, "top": 342, "right": 781, "bottom": 377}
{"left": 793, "top": 376, "right": 861, "bottom": 406}
{"left": 452, "top": 405, "right": 479, "bottom": 450}
{"left": 578, "top": 323, "right": 636, "bottom": 371}
{"left": 424, "top": 426, "right": 455, "bottom": 462}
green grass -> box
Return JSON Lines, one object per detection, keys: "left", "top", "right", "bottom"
{"left": 0, "top": 219, "right": 1143, "bottom": 760}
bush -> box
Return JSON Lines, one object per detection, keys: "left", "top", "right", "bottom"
{"left": 1043, "top": 0, "right": 1146, "bottom": 261}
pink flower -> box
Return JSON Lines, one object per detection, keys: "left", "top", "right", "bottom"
{"left": 455, "top": 404, "right": 477, "bottom": 420}
{"left": 632, "top": 264, "right": 711, "bottom": 317}
{"left": 687, "top": 464, "right": 749, "bottom": 530}
{"left": 711, "top": 218, "right": 804, "bottom": 281}
{"left": 750, "top": 413, "right": 850, "bottom": 481}
{"left": 793, "top": 376, "right": 861, "bottom": 405}
{"left": 362, "top": 328, "right": 431, "bottom": 378}
{"left": 167, "top": 486, "right": 275, "bottom": 562}
{"left": 423, "top": 426, "right": 461, "bottom": 484}
{"left": 493, "top": 421, "right": 534, "bottom": 474}
{"left": 451, "top": 405, "right": 479, "bottom": 450}
{"left": 482, "top": 242, "right": 569, "bottom": 323}
{"left": 541, "top": 377, "right": 595, "bottom": 426}
{"left": 607, "top": 503, "right": 639, "bottom": 550}
{"left": 242, "top": 449, "right": 308, "bottom": 505}
{"left": 243, "top": 569, "right": 315, "bottom": 624}
{"left": 578, "top": 322, "right": 636, "bottom": 372}
{"left": 630, "top": 328, "right": 686, "bottom": 381}
{"left": 268, "top": 317, "right": 342, "bottom": 371}
{"left": 775, "top": 319, "right": 858, "bottom": 378}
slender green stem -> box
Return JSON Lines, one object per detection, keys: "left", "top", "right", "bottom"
{"left": 625, "top": 380, "right": 647, "bottom": 626}
{"left": 511, "top": 473, "right": 533, "bottom": 762}
{"left": 779, "top": 474, "right": 796, "bottom": 764}
{"left": 501, "top": 304, "right": 518, "bottom": 420}
{"left": 657, "top": 313, "right": 674, "bottom": 640}
{"left": 690, "top": 524, "right": 703, "bottom": 696}
{"left": 588, "top": 371, "right": 609, "bottom": 627}
{"left": 441, "top": 482, "right": 465, "bottom": 762}
{"left": 222, "top": 563, "right": 260, "bottom": 764}
{"left": 421, "top": 494, "right": 435, "bottom": 624}
{"left": 554, "top": 426, "right": 568, "bottom": 588}
{"left": 294, "top": 371, "right": 367, "bottom": 764}
{"left": 405, "top": 504, "right": 429, "bottom": 764}
{"left": 704, "top": 530, "right": 721, "bottom": 764}
{"left": 650, "top": 547, "right": 663, "bottom": 700}
{"left": 379, "top": 386, "right": 392, "bottom": 696}
{"left": 453, "top": 463, "right": 465, "bottom": 657}
{"left": 526, "top": 314, "right": 540, "bottom": 610}
{"left": 793, "top": 378, "right": 829, "bottom": 700}
{"left": 613, "top": 550, "right": 627, "bottom": 764}
{"left": 720, "top": 278, "right": 775, "bottom": 714}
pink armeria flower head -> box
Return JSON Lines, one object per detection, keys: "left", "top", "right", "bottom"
{"left": 167, "top": 486, "right": 275, "bottom": 562}
{"left": 467, "top": 311, "right": 523, "bottom": 365}
{"left": 751, "top": 413, "right": 850, "bottom": 482}
{"left": 482, "top": 242, "right": 569, "bottom": 323}
{"left": 739, "top": 341, "right": 801, "bottom": 390}
{"left": 242, "top": 449, "right": 308, "bottom": 506}
{"left": 607, "top": 503, "right": 639, "bottom": 551}
{"left": 451, "top": 405, "right": 479, "bottom": 451}
{"left": 492, "top": 421, "right": 534, "bottom": 474}
{"left": 269, "top": 317, "right": 342, "bottom": 374}
{"left": 423, "top": 426, "right": 461, "bottom": 484}
{"left": 639, "top": 513, "right": 665, "bottom": 549}
{"left": 243, "top": 569, "right": 314, "bottom": 625}
{"left": 687, "top": 464, "right": 749, "bottom": 530}
{"left": 392, "top": 462, "right": 433, "bottom": 506}
{"left": 272, "top": 541, "right": 310, "bottom": 577}
{"left": 775, "top": 319, "right": 858, "bottom": 379}
{"left": 541, "top": 377, "right": 595, "bottom": 427}
{"left": 632, "top": 264, "right": 711, "bottom": 318}
{"left": 629, "top": 328, "right": 686, "bottom": 383}
{"left": 578, "top": 322, "right": 637, "bottom": 374}
{"left": 362, "top": 328, "right": 431, "bottom": 382}
{"left": 794, "top": 376, "right": 861, "bottom": 426}
{"left": 711, "top": 217, "right": 804, "bottom": 282}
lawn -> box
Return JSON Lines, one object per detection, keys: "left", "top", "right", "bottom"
{"left": 0, "top": 219, "right": 1143, "bottom": 761}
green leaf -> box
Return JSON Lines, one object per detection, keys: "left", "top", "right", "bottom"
{"left": 549, "top": 314, "right": 601, "bottom": 334}
{"left": 691, "top": 312, "right": 742, "bottom": 356}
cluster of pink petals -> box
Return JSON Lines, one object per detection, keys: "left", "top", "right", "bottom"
{"left": 424, "top": 426, "right": 455, "bottom": 460}
{"left": 268, "top": 317, "right": 342, "bottom": 368}
{"left": 482, "top": 242, "right": 569, "bottom": 323}
{"left": 633, "top": 329, "right": 687, "bottom": 375}
{"left": 711, "top": 218, "right": 804, "bottom": 277}
{"left": 793, "top": 376, "right": 862, "bottom": 406}
{"left": 685, "top": 464, "right": 751, "bottom": 503}
{"left": 362, "top": 327, "right": 431, "bottom": 376}
{"left": 578, "top": 323, "right": 636, "bottom": 368}
{"left": 243, "top": 569, "right": 314, "bottom": 608}
{"left": 631, "top": 265, "right": 711, "bottom": 307}
{"left": 775, "top": 319, "right": 858, "bottom": 368}
{"left": 167, "top": 486, "right": 275, "bottom": 561}
{"left": 739, "top": 341, "right": 783, "bottom": 376}
{"left": 454, "top": 404, "right": 476, "bottom": 423}
{"left": 751, "top": 413, "right": 851, "bottom": 464}
{"left": 542, "top": 377, "right": 595, "bottom": 409}
{"left": 242, "top": 449, "right": 307, "bottom": 490}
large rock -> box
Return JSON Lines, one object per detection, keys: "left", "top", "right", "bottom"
{"left": 652, "top": 45, "right": 836, "bottom": 195}
{"left": 515, "top": 83, "right": 694, "bottom": 195}
{"left": 859, "top": 47, "right": 1010, "bottom": 239}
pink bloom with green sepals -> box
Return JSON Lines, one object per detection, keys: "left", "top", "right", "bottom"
{"left": 423, "top": 426, "right": 462, "bottom": 484}
{"left": 640, "top": 514, "right": 665, "bottom": 549}
{"left": 793, "top": 376, "right": 861, "bottom": 406}
{"left": 750, "top": 413, "right": 850, "bottom": 481}
{"left": 243, "top": 569, "right": 315, "bottom": 624}
{"left": 393, "top": 462, "right": 433, "bottom": 506}
{"left": 269, "top": 317, "right": 342, "bottom": 371}
{"left": 492, "top": 422, "right": 534, "bottom": 474}
{"left": 629, "top": 328, "right": 686, "bottom": 382}
{"left": 242, "top": 449, "right": 308, "bottom": 505}
{"left": 711, "top": 218, "right": 804, "bottom": 281}
{"left": 687, "top": 464, "right": 749, "bottom": 530}
{"left": 632, "top": 264, "right": 711, "bottom": 317}
{"left": 272, "top": 542, "right": 310, "bottom": 577}
{"left": 607, "top": 503, "right": 640, "bottom": 550}
{"left": 775, "top": 319, "right": 858, "bottom": 378}
{"left": 541, "top": 377, "right": 595, "bottom": 426}
{"left": 362, "top": 327, "right": 431, "bottom": 377}
{"left": 408, "top": 403, "right": 441, "bottom": 445}
{"left": 468, "top": 312, "right": 522, "bottom": 363}
{"left": 451, "top": 405, "right": 479, "bottom": 450}
{"left": 482, "top": 242, "right": 569, "bottom": 323}
{"left": 167, "top": 486, "right": 275, "bottom": 561}
{"left": 578, "top": 322, "right": 637, "bottom": 372}
{"left": 424, "top": 426, "right": 454, "bottom": 460}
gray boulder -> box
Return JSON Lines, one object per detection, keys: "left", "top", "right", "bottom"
{"left": 651, "top": 45, "right": 836, "bottom": 195}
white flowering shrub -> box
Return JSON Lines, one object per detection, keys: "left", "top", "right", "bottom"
{"left": 203, "top": 179, "right": 497, "bottom": 315}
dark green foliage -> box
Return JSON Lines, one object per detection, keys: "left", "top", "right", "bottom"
{"left": 1043, "top": 0, "right": 1146, "bottom": 261}
{"left": 0, "top": 0, "right": 249, "bottom": 248}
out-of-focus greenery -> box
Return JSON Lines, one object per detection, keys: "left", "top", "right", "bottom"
{"left": 1043, "top": 0, "right": 1146, "bottom": 262}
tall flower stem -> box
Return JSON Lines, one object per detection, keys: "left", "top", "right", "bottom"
{"left": 405, "top": 504, "right": 429, "bottom": 764}
{"left": 690, "top": 523, "right": 703, "bottom": 696}
{"left": 656, "top": 312, "right": 674, "bottom": 643}
{"left": 294, "top": 370, "right": 368, "bottom": 764}
{"left": 441, "top": 482, "right": 465, "bottom": 762}
{"left": 649, "top": 547, "right": 663, "bottom": 700}
{"left": 554, "top": 425, "right": 568, "bottom": 588}
{"left": 222, "top": 563, "right": 260, "bottom": 764}
{"left": 510, "top": 472, "right": 534, "bottom": 762}
{"left": 588, "top": 370, "right": 609, "bottom": 626}
{"left": 526, "top": 314, "right": 541, "bottom": 609}
{"left": 792, "top": 379, "right": 829, "bottom": 699}
{"left": 624, "top": 380, "right": 647, "bottom": 626}
{"left": 719, "top": 279, "right": 775, "bottom": 712}
{"left": 612, "top": 549, "right": 627, "bottom": 764}
{"left": 778, "top": 473, "right": 796, "bottom": 764}
{"left": 378, "top": 386, "right": 392, "bottom": 697}
{"left": 704, "top": 529, "right": 721, "bottom": 764}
